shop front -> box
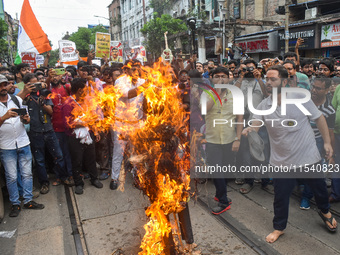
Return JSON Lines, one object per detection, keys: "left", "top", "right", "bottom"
{"left": 320, "top": 20, "right": 340, "bottom": 59}
{"left": 277, "top": 24, "right": 317, "bottom": 58}
{"left": 234, "top": 31, "right": 278, "bottom": 62}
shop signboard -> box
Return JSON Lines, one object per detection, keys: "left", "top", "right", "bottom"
{"left": 321, "top": 22, "right": 340, "bottom": 48}
{"left": 278, "top": 26, "right": 315, "bottom": 51}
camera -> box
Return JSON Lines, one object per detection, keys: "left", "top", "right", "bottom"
{"left": 34, "top": 82, "right": 43, "bottom": 90}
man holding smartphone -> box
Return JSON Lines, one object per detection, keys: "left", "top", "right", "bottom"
{"left": 0, "top": 74, "right": 44, "bottom": 217}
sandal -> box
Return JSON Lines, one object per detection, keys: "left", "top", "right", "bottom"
{"left": 318, "top": 210, "right": 337, "bottom": 232}
{"left": 235, "top": 178, "right": 245, "bottom": 185}
{"left": 52, "top": 179, "right": 61, "bottom": 186}
{"left": 239, "top": 183, "right": 253, "bottom": 194}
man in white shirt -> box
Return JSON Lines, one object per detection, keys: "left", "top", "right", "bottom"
{"left": 110, "top": 60, "right": 146, "bottom": 190}
{"left": 0, "top": 75, "right": 44, "bottom": 217}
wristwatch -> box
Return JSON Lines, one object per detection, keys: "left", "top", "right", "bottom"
{"left": 234, "top": 137, "right": 240, "bottom": 142}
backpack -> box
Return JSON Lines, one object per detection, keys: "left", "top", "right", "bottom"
{"left": 9, "top": 94, "right": 20, "bottom": 109}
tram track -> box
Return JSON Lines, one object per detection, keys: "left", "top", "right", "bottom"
{"left": 64, "top": 185, "right": 88, "bottom": 255}
{"left": 196, "top": 196, "right": 269, "bottom": 255}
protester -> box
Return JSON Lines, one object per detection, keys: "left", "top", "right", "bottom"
{"left": 242, "top": 65, "right": 337, "bottom": 243}
{"left": 0, "top": 74, "right": 44, "bottom": 217}
{"left": 62, "top": 78, "right": 103, "bottom": 194}
{"left": 204, "top": 67, "right": 243, "bottom": 214}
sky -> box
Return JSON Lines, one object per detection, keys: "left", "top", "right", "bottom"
{"left": 3, "top": 0, "right": 111, "bottom": 50}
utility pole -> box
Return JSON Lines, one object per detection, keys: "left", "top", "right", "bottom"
{"left": 285, "top": 0, "right": 289, "bottom": 52}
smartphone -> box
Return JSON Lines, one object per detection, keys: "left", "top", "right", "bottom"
{"left": 34, "top": 82, "right": 43, "bottom": 90}
{"left": 12, "top": 108, "right": 27, "bottom": 116}
{"left": 55, "top": 68, "right": 66, "bottom": 75}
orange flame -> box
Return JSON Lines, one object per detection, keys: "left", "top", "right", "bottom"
{"left": 67, "top": 60, "right": 191, "bottom": 253}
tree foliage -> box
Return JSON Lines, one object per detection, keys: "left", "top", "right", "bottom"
{"left": 0, "top": 18, "right": 16, "bottom": 65}
{"left": 140, "top": 14, "right": 187, "bottom": 57}
{"left": 68, "top": 25, "right": 109, "bottom": 57}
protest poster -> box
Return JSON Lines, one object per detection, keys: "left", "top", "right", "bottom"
{"left": 59, "top": 40, "right": 78, "bottom": 62}
{"left": 36, "top": 54, "right": 45, "bottom": 67}
{"left": 110, "top": 41, "right": 123, "bottom": 63}
{"left": 21, "top": 52, "right": 37, "bottom": 72}
{"left": 95, "top": 32, "right": 111, "bottom": 58}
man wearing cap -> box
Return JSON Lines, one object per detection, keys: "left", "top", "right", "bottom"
{"left": 242, "top": 65, "right": 337, "bottom": 243}
{"left": 0, "top": 74, "right": 44, "bottom": 217}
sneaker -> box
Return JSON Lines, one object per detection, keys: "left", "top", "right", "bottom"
{"left": 214, "top": 197, "right": 232, "bottom": 205}
{"left": 23, "top": 201, "right": 45, "bottom": 210}
{"left": 40, "top": 184, "right": 49, "bottom": 194}
{"left": 300, "top": 198, "right": 310, "bottom": 210}
{"left": 110, "top": 179, "right": 118, "bottom": 190}
{"left": 9, "top": 205, "right": 21, "bottom": 217}
{"left": 212, "top": 203, "right": 231, "bottom": 215}
{"left": 99, "top": 172, "right": 110, "bottom": 180}
{"left": 91, "top": 179, "right": 103, "bottom": 189}
{"left": 75, "top": 185, "right": 84, "bottom": 195}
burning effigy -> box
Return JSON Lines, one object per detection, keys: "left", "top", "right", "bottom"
{"left": 64, "top": 60, "right": 197, "bottom": 254}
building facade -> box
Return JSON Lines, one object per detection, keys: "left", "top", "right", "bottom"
{"left": 108, "top": 0, "right": 122, "bottom": 41}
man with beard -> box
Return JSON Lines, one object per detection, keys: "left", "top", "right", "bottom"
{"left": 14, "top": 63, "right": 31, "bottom": 91}
{"left": 301, "top": 58, "right": 315, "bottom": 82}
{"left": 5, "top": 74, "right": 17, "bottom": 95}
{"left": 0, "top": 74, "right": 44, "bottom": 217}
{"left": 50, "top": 72, "right": 73, "bottom": 185}
{"left": 242, "top": 65, "right": 337, "bottom": 243}
{"left": 234, "top": 58, "right": 269, "bottom": 193}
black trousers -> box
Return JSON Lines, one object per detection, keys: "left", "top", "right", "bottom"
{"left": 206, "top": 142, "right": 234, "bottom": 205}
{"left": 68, "top": 135, "right": 98, "bottom": 187}
{"left": 273, "top": 176, "right": 330, "bottom": 231}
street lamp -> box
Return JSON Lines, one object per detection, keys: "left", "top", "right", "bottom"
{"left": 217, "top": 0, "right": 226, "bottom": 65}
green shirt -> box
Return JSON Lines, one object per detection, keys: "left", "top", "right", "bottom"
{"left": 16, "top": 82, "right": 24, "bottom": 91}
{"left": 332, "top": 85, "right": 340, "bottom": 134}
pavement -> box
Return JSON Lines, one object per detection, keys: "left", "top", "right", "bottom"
{"left": 0, "top": 175, "right": 340, "bottom": 255}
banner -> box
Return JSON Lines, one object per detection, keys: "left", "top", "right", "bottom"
{"left": 110, "top": 41, "right": 123, "bottom": 63}
{"left": 127, "top": 45, "right": 147, "bottom": 63}
{"left": 36, "top": 54, "right": 44, "bottom": 67}
{"left": 59, "top": 40, "right": 78, "bottom": 62}
{"left": 321, "top": 22, "right": 340, "bottom": 48}
{"left": 95, "top": 32, "right": 111, "bottom": 58}
{"left": 21, "top": 52, "right": 37, "bottom": 72}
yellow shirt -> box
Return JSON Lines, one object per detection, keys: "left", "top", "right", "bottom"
{"left": 205, "top": 90, "right": 236, "bottom": 144}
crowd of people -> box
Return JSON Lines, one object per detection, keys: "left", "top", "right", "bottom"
{"left": 0, "top": 42, "right": 339, "bottom": 243}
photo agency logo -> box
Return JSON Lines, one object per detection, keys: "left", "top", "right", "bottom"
{"left": 199, "top": 83, "right": 312, "bottom": 128}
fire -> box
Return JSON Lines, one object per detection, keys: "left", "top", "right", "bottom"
{"left": 65, "top": 60, "right": 191, "bottom": 254}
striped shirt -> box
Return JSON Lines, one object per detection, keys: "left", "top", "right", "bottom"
{"left": 310, "top": 96, "right": 335, "bottom": 138}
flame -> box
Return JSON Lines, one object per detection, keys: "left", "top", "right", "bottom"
{"left": 67, "top": 60, "right": 191, "bottom": 254}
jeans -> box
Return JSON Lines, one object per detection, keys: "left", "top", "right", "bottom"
{"left": 55, "top": 132, "right": 72, "bottom": 177}
{"left": 273, "top": 174, "right": 329, "bottom": 231}
{"left": 29, "top": 130, "right": 68, "bottom": 185}
{"left": 111, "top": 130, "right": 127, "bottom": 180}
{"left": 0, "top": 145, "right": 33, "bottom": 205}
{"left": 301, "top": 136, "right": 328, "bottom": 200}
{"left": 68, "top": 135, "right": 98, "bottom": 187}
{"left": 206, "top": 143, "right": 234, "bottom": 205}
{"left": 331, "top": 134, "right": 340, "bottom": 201}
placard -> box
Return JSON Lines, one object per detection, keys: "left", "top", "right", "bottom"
{"left": 95, "top": 32, "right": 111, "bottom": 58}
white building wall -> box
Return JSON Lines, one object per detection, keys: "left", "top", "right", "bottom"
{"left": 120, "top": 0, "right": 153, "bottom": 46}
